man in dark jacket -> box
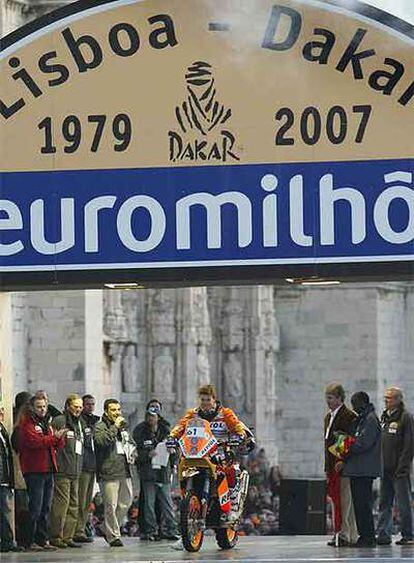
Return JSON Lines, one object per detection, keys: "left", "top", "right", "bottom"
{"left": 342, "top": 392, "right": 382, "bottom": 548}
{"left": 50, "top": 394, "right": 84, "bottom": 549}
{"left": 74, "top": 394, "right": 100, "bottom": 543}
{"left": 94, "top": 398, "right": 135, "bottom": 548}
{"left": 0, "top": 400, "right": 22, "bottom": 553}
{"left": 324, "top": 382, "right": 358, "bottom": 547}
{"left": 377, "top": 387, "right": 414, "bottom": 546}
{"left": 133, "top": 407, "right": 179, "bottom": 541}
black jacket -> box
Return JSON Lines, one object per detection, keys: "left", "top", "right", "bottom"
{"left": 380, "top": 404, "right": 414, "bottom": 477}
{"left": 0, "top": 422, "right": 14, "bottom": 488}
{"left": 94, "top": 414, "right": 133, "bottom": 481}
{"left": 81, "top": 413, "right": 99, "bottom": 473}
{"left": 52, "top": 412, "right": 84, "bottom": 478}
{"left": 133, "top": 417, "right": 171, "bottom": 483}
{"left": 342, "top": 403, "right": 382, "bottom": 478}
{"left": 324, "top": 404, "right": 357, "bottom": 473}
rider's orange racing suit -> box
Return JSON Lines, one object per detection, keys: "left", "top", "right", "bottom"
{"left": 170, "top": 402, "right": 248, "bottom": 516}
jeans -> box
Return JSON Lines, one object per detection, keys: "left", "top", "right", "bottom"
{"left": 141, "top": 481, "right": 177, "bottom": 537}
{"left": 24, "top": 473, "right": 54, "bottom": 547}
{"left": 377, "top": 474, "right": 413, "bottom": 540}
{"left": 350, "top": 477, "right": 375, "bottom": 542}
{"left": 0, "top": 487, "right": 14, "bottom": 550}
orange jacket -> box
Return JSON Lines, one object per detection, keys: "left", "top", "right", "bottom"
{"left": 171, "top": 405, "right": 246, "bottom": 441}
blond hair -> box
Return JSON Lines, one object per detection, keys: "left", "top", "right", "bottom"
{"left": 64, "top": 393, "right": 82, "bottom": 409}
{"left": 325, "top": 382, "right": 345, "bottom": 402}
{"left": 386, "top": 387, "right": 403, "bottom": 400}
{"left": 198, "top": 384, "right": 217, "bottom": 399}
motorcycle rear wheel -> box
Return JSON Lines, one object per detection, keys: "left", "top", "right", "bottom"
{"left": 180, "top": 492, "right": 204, "bottom": 552}
{"left": 215, "top": 527, "right": 238, "bottom": 550}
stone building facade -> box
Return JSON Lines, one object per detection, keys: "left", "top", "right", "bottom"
{"left": 1, "top": 0, "right": 414, "bottom": 479}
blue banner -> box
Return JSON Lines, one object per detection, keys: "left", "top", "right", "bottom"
{"left": 1, "top": 158, "right": 413, "bottom": 271}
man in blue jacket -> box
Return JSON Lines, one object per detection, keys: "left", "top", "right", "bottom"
{"left": 341, "top": 392, "right": 382, "bottom": 548}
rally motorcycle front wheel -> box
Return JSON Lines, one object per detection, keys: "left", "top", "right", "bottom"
{"left": 180, "top": 492, "right": 204, "bottom": 552}
{"left": 215, "top": 527, "right": 238, "bottom": 550}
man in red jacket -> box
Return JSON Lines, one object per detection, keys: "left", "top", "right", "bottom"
{"left": 18, "top": 393, "right": 66, "bottom": 551}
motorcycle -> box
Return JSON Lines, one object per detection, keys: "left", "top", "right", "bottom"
{"left": 174, "top": 416, "right": 249, "bottom": 552}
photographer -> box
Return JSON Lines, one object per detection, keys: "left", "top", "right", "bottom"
{"left": 94, "top": 399, "right": 135, "bottom": 548}
{"left": 133, "top": 407, "right": 179, "bottom": 541}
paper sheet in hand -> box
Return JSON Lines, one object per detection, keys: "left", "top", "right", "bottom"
{"left": 152, "top": 441, "right": 169, "bottom": 469}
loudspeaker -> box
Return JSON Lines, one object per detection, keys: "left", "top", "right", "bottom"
{"left": 279, "top": 479, "right": 326, "bottom": 535}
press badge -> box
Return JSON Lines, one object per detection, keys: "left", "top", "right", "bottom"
{"left": 116, "top": 441, "right": 124, "bottom": 455}
{"left": 75, "top": 440, "right": 83, "bottom": 455}
{"left": 388, "top": 427, "right": 397, "bottom": 434}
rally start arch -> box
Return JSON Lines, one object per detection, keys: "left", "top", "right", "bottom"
{"left": 1, "top": 0, "right": 413, "bottom": 290}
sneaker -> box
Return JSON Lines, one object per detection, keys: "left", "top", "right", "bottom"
{"left": 162, "top": 533, "right": 181, "bottom": 541}
{"left": 27, "top": 543, "right": 44, "bottom": 551}
{"left": 73, "top": 535, "right": 94, "bottom": 543}
{"left": 42, "top": 543, "right": 58, "bottom": 551}
{"left": 395, "top": 538, "right": 414, "bottom": 546}
{"left": 2, "top": 545, "right": 26, "bottom": 552}
{"left": 352, "top": 537, "right": 376, "bottom": 548}
{"left": 109, "top": 539, "right": 124, "bottom": 547}
{"left": 377, "top": 536, "right": 392, "bottom": 545}
{"left": 65, "top": 540, "right": 82, "bottom": 548}
{"left": 50, "top": 539, "right": 68, "bottom": 549}
{"left": 327, "top": 536, "right": 336, "bottom": 547}
{"left": 171, "top": 538, "right": 183, "bottom": 551}
{"left": 140, "top": 534, "right": 156, "bottom": 541}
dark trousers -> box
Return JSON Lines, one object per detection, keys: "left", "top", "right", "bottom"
{"left": 141, "top": 481, "right": 177, "bottom": 537}
{"left": 350, "top": 477, "right": 375, "bottom": 542}
{"left": 377, "top": 474, "right": 413, "bottom": 540}
{"left": 24, "top": 472, "right": 54, "bottom": 547}
{"left": 14, "top": 489, "right": 30, "bottom": 547}
{"left": 0, "top": 487, "right": 14, "bottom": 549}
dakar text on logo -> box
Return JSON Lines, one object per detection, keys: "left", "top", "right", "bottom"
{"left": 168, "top": 61, "right": 239, "bottom": 163}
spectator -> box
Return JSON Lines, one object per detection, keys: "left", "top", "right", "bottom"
{"left": 341, "top": 391, "right": 382, "bottom": 548}
{"left": 18, "top": 393, "right": 66, "bottom": 551}
{"left": 11, "top": 391, "right": 31, "bottom": 549}
{"left": 34, "top": 390, "right": 61, "bottom": 420}
{"left": 377, "top": 387, "right": 414, "bottom": 546}
{"left": 74, "top": 394, "right": 99, "bottom": 544}
{"left": 134, "top": 407, "right": 179, "bottom": 541}
{"left": 50, "top": 394, "right": 84, "bottom": 549}
{"left": 139, "top": 399, "right": 172, "bottom": 537}
{"left": 0, "top": 400, "right": 23, "bottom": 553}
{"left": 94, "top": 398, "right": 135, "bottom": 548}
{"left": 324, "top": 382, "right": 358, "bottom": 547}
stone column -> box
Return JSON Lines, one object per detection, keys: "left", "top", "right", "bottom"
{"left": 85, "top": 290, "right": 105, "bottom": 415}
{"left": 0, "top": 293, "right": 13, "bottom": 426}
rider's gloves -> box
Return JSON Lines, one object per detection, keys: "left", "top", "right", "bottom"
{"left": 166, "top": 437, "right": 177, "bottom": 449}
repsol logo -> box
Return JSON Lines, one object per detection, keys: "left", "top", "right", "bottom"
{"left": 261, "top": 6, "right": 413, "bottom": 107}
{"left": 1, "top": 13, "right": 178, "bottom": 120}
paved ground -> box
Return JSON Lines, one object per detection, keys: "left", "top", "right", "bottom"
{"left": 1, "top": 536, "right": 414, "bottom": 562}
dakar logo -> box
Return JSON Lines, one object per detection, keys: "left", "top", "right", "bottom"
{"left": 168, "top": 61, "right": 240, "bottom": 163}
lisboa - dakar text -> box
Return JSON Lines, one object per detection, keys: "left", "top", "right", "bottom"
{"left": 1, "top": 4, "right": 413, "bottom": 121}
{"left": 0, "top": 169, "right": 413, "bottom": 261}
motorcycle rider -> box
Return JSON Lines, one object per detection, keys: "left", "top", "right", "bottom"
{"left": 169, "top": 384, "right": 254, "bottom": 522}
